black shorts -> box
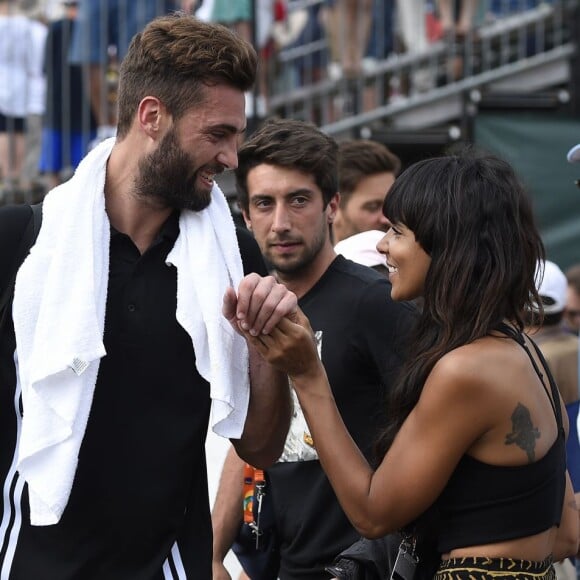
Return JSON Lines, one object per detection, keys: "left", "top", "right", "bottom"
{"left": 0, "top": 113, "right": 26, "bottom": 133}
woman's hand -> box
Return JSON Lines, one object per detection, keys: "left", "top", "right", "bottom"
{"left": 245, "top": 307, "right": 323, "bottom": 381}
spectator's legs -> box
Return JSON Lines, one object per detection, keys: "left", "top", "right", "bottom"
{"left": 323, "top": 0, "right": 373, "bottom": 79}
{"left": 397, "top": 0, "right": 428, "bottom": 54}
{"left": 89, "top": 64, "right": 113, "bottom": 130}
{"left": 396, "top": 0, "right": 434, "bottom": 93}
{"left": 320, "top": 2, "right": 341, "bottom": 77}
{"left": 21, "top": 113, "right": 43, "bottom": 192}
{"left": 437, "top": 0, "right": 479, "bottom": 37}
{"left": 0, "top": 132, "right": 25, "bottom": 186}
{"left": 457, "top": 0, "right": 478, "bottom": 36}
{"left": 437, "top": 0, "right": 455, "bottom": 34}
{"left": 228, "top": 19, "right": 267, "bottom": 118}
{"left": 339, "top": 0, "right": 373, "bottom": 77}
{"left": 70, "top": 0, "right": 116, "bottom": 143}
{"left": 362, "top": 0, "right": 395, "bottom": 111}
{"left": 437, "top": 0, "right": 479, "bottom": 80}
{"left": 210, "top": 0, "right": 269, "bottom": 118}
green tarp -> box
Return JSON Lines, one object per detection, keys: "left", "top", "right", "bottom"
{"left": 474, "top": 111, "right": 580, "bottom": 271}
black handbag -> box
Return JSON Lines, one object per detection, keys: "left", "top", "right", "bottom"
{"left": 325, "top": 533, "right": 401, "bottom": 580}
{"left": 326, "top": 509, "right": 440, "bottom": 580}
{"left": 390, "top": 509, "right": 440, "bottom": 580}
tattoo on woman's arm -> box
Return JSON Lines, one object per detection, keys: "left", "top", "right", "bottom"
{"left": 504, "top": 403, "right": 540, "bottom": 462}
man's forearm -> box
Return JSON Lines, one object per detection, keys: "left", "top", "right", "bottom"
{"left": 233, "top": 345, "right": 291, "bottom": 467}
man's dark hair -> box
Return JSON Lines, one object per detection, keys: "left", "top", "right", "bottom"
{"left": 236, "top": 117, "right": 338, "bottom": 213}
{"left": 116, "top": 14, "right": 257, "bottom": 138}
{"left": 525, "top": 295, "right": 562, "bottom": 327}
{"left": 338, "top": 140, "right": 401, "bottom": 208}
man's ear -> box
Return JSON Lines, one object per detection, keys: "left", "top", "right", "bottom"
{"left": 241, "top": 208, "right": 252, "bottom": 231}
{"left": 137, "top": 96, "right": 167, "bottom": 139}
{"left": 326, "top": 192, "right": 340, "bottom": 224}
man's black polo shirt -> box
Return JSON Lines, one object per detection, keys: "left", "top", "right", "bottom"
{"left": 0, "top": 206, "right": 267, "bottom": 579}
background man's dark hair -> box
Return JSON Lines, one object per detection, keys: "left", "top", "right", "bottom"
{"left": 337, "top": 139, "right": 401, "bottom": 208}
{"left": 117, "top": 14, "right": 257, "bottom": 138}
{"left": 236, "top": 117, "right": 338, "bottom": 213}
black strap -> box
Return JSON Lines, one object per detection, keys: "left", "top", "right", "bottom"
{"left": 495, "top": 322, "right": 563, "bottom": 433}
{"left": 527, "top": 337, "right": 564, "bottom": 434}
{"left": 0, "top": 203, "right": 43, "bottom": 330}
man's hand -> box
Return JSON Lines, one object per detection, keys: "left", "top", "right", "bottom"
{"left": 223, "top": 273, "right": 298, "bottom": 337}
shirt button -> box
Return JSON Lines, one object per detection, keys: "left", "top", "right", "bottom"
{"left": 128, "top": 304, "right": 136, "bottom": 312}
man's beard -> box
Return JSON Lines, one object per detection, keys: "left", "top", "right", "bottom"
{"left": 267, "top": 222, "right": 327, "bottom": 275}
{"left": 133, "top": 128, "right": 219, "bottom": 212}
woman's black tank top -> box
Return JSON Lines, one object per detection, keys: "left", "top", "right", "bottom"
{"left": 436, "top": 323, "right": 567, "bottom": 553}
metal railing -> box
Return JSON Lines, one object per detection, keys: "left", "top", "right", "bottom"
{"left": 268, "top": 0, "right": 578, "bottom": 136}
{"left": 0, "top": 0, "right": 577, "bottom": 205}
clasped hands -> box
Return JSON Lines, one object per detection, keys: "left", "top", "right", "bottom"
{"left": 222, "top": 273, "right": 320, "bottom": 379}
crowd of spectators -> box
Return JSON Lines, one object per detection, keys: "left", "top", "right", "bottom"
{"left": 0, "top": 0, "right": 565, "bottom": 202}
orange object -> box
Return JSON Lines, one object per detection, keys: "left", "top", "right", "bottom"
{"left": 242, "top": 464, "right": 265, "bottom": 525}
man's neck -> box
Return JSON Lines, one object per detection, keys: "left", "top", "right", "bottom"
{"left": 105, "top": 142, "right": 173, "bottom": 254}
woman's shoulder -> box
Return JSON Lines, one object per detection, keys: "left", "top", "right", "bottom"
{"left": 431, "top": 336, "right": 511, "bottom": 384}
{"left": 423, "top": 336, "right": 523, "bottom": 416}
{"left": 425, "top": 334, "right": 554, "bottom": 429}
{"left": 414, "top": 339, "right": 533, "bottom": 457}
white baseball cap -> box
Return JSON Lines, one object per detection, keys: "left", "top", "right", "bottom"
{"left": 567, "top": 144, "right": 580, "bottom": 163}
{"left": 534, "top": 259, "right": 567, "bottom": 314}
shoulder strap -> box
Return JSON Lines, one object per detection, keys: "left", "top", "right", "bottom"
{"left": 527, "top": 336, "right": 564, "bottom": 433}
{"left": 0, "top": 203, "right": 43, "bottom": 330}
{"left": 496, "top": 322, "right": 563, "bottom": 432}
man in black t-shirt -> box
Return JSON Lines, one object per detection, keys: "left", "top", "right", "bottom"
{"left": 212, "top": 118, "right": 417, "bottom": 580}
{"left": 0, "top": 16, "right": 294, "bottom": 580}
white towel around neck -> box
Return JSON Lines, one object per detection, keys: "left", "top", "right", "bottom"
{"left": 12, "top": 137, "right": 249, "bottom": 526}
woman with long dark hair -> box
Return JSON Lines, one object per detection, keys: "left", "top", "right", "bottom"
{"left": 243, "top": 151, "right": 579, "bottom": 578}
